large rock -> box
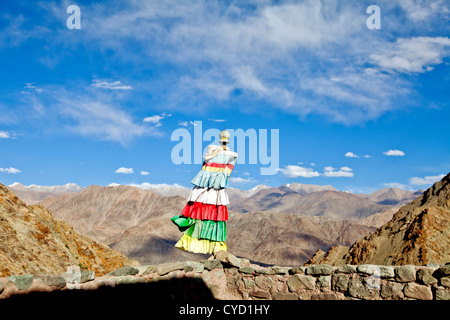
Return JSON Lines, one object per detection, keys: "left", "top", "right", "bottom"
{"left": 60, "top": 269, "right": 95, "bottom": 284}
{"left": 287, "top": 274, "right": 316, "bottom": 292}
{"left": 200, "top": 259, "right": 223, "bottom": 271}
{"left": 357, "top": 265, "right": 394, "bottom": 278}
{"left": 109, "top": 266, "right": 139, "bottom": 276}
{"left": 395, "top": 265, "right": 416, "bottom": 282}
{"left": 215, "top": 251, "right": 243, "bottom": 268}
{"left": 8, "top": 275, "right": 33, "bottom": 290}
{"left": 332, "top": 273, "right": 349, "bottom": 292}
{"left": 417, "top": 267, "right": 438, "bottom": 285}
{"left": 440, "top": 276, "right": 450, "bottom": 288}
{"left": 272, "top": 292, "right": 298, "bottom": 300}
{"left": 403, "top": 283, "right": 433, "bottom": 300}
{"left": 306, "top": 264, "right": 334, "bottom": 276}
{"left": 381, "top": 282, "right": 404, "bottom": 299}
{"left": 348, "top": 276, "right": 380, "bottom": 299}
{"left": 155, "top": 262, "right": 186, "bottom": 275}
{"left": 435, "top": 287, "right": 450, "bottom": 300}
{"left": 35, "top": 274, "right": 66, "bottom": 289}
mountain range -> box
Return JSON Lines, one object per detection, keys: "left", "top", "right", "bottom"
{"left": 35, "top": 181, "right": 420, "bottom": 266}
{"left": 8, "top": 181, "right": 421, "bottom": 209}
{"left": 1, "top": 173, "right": 447, "bottom": 271}
{"left": 7, "top": 182, "right": 83, "bottom": 205}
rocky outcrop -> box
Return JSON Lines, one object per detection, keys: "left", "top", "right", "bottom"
{"left": 0, "top": 183, "right": 137, "bottom": 277}
{"left": 1, "top": 251, "right": 449, "bottom": 301}
{"left": 308, "top": 172, "right": 450, "bottom": 266}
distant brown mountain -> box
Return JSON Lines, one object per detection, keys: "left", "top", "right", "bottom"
{"left": 0, "top": 183, "right": 136, "bottom": 277}
{"left": 227, "top": 211, "right": 376, "bottom": 266}
{"left": 229, "top": 187, "right": 392, "bottom": 219}
{"left": 39, "top": 185, "right": 187, "bottom": 245}
{"left": 7, "top": 182, "right": 83, "bottom": 205}
{"left": 307, "top": 172, "right": 450, "bottom": 266}
{"left": 357, "top": 187, "right": 424, "bottom": 206}
{"left": 40, "top": 184, "right": 382, "bottom": 266}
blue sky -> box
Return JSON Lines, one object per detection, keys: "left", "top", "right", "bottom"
{"left": 0, "top": 0, "right": 449, "bottom": 193}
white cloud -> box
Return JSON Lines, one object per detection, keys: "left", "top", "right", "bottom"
{"left": 0, "top": 167, "right": 21, "bottom": 174}
{"left": 230, "top": 176, "right": 257, "bottom": 183}
{"left": 398, "top": 0, "right": 448, "bottom": 22}
{"left": 364, "top": 155, "right": 371, "bottom": 158}
{"left": 323, "top": 166, "right": 354, "bottom": 177}
{"left": 143, "top": 113, "right": 172, "bottom": 127}
{"left": 384, "top": 182, "right": 407, "bottom": 189}
{"left": 91, "top": 79, "right": 133, "bottom": 90}
{"left": 140, "top": 171, "right": 150, "bottom": 176}
{"left": 143, "top": 115, "right": 163, "bottom": 123}
{"left": 345, "top": 152, "right": 359, "bottom": 158}
{"left": 13, "top": 1, "right": 450, "bottom": 128}
{"left": 370, "top": 37, "right": 450, "bottom": 73}
{"left": 208, "top": 119, "right": 227, "bottom": 123}
{"left": 409, "top": 174, "right": 445, "bottom": 186}
{"left": 143, "top": 115, "right": 164, "bottom": 127}
{"left": 383, "top": 149, "right": 405, "bottom": 156}
{"left": 69, "top": 1, "right": 412, "bottom": 124}
{"left": 0, "top": 130, "right": 11, "bottom": 139}
{"left": 115, "top": 167, "right": 134, "bottom": 174}
{"left": 278, "top": 165, "right": 320, "bottom": 178}
{"left": 178, "top": 121, "right": 189, "bottom": 127}
{"left": 21, "top": 83, "right": 43, "bottom": 94}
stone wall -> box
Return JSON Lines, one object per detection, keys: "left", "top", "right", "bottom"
{"left": 1, "top": 251, "right": 449, "bottom": 301}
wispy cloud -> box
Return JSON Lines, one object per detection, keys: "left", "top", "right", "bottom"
{"left": 323, "top": 166, "right": 354, "bottom": 178}
{"left": 278, "top": 165, "right": 320, "bottom": 178}
{"left": 398, "top": 0, "right": 449, "bottom": 22}
{"left": 21, "top": 83, "right": 43, "bottom": 94}
{"left": 59, "top": 98, "right": 149, "bottom": 144}
{"left": 7, "top": 1, "right": 450, "bottom": 128}
{"left": 208, "top": 119, "right": 227, "bottom": 123}
{"left": 17, "top": 85, "right": 154, "bottom": 145}
{"left": 91, "top": 79, "right": 133, "bottom": 90}
{"left": 383, "top": 182, "right": 407, "bottom": 189}
{"left": 42, "top": 0, "right": 428, "bottom": 124}
{"left": 230, "top": 176, "right": 257, "bottom": 184}
{"left": 0, "top": 130, "right": 12, "bottom": 139}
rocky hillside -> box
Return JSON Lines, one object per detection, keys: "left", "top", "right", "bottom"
{"left": 0, "top": 183, "right": 137, "bottom": 277}
{"left": 307, "top": 172, "right": 450, "bottom": 266}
